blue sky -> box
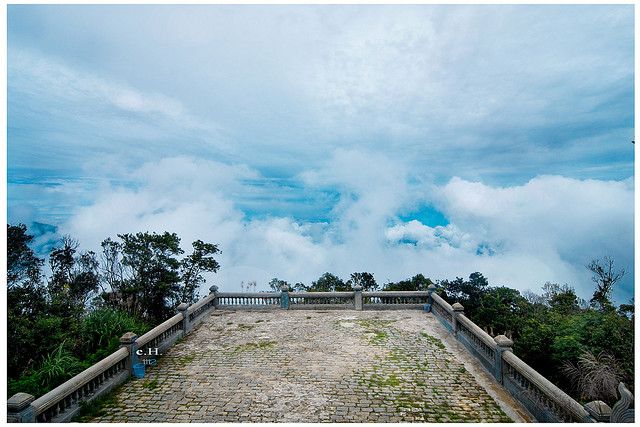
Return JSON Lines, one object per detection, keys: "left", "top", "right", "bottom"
{"left": 7, "top": 4, "right": 634, "bottom": 303}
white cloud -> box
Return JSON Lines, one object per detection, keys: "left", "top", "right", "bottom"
{"left": 59, "top": 154, "right": 633, "bottom": 306}
{"left": 9, "top": 5, "right": 633, "bottom": 305}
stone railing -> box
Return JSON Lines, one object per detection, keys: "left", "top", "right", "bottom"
{"left": 289, "top": 291, "right": 355, "bottom": 308}
{"left": 7, "top": 286, "right": 221, "bottom": 423}
{"left": 8, "top": 347, "right": 131, "bottom": 423}
{"left": 427, "top": 284, "right": 634, "bottom": 423}
{"left": 214, "top": 286, "right": 432, "bottom": 311}
{"left": 215, "top": 292, "right": 281, "bottom": 309}
{"left": 10, "top": 283, "right": 633, "bottom": 423}
{"left": 362, "top": 291, "right": 431, "bottom": 309}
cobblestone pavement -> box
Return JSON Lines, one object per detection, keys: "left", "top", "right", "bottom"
{"left": 88, "top": 310, "right": 531, "bottom": 423}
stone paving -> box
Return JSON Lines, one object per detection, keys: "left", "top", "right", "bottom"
{"left": 87, "top": 310, "right": 531, "bottom": 423}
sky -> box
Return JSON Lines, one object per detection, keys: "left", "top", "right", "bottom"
{"left": 6, "top": 4, "right": 635, "bottom": 304}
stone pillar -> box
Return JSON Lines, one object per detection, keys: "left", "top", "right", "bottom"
{"left": 426, "top": 284, "right": 437, "bottom": 312}
{"left": 281, "top": 285, "right": 290, "bottom": 309}
{"left": 119, "top": 332, "right": 139, "bottom": 374}
{"left": 584, "top": 401, "right": 611, "bottom": 422}
{"left": 177, "top": 303, "right": 189, "bottom": 335}
{"left": 209, "top": 285, "right": 219, "bottom": 309}
{"left": 493, "top": 334, "right": 513, "bottom": 384}
{"left": 451, "top": 302, "right": 464, "bottom": 337}
{"left": 427, "top": 284, "right": 437, "bottom": 304}
{"left": 354, "top": 285, "right": 363, "bottom": 311}
{"left": 7, "top": 392, "right": 35, "bottom": 423}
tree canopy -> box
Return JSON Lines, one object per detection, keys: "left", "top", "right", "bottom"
{"left": 7, "top": 224, "right": 221, "bottom": 399}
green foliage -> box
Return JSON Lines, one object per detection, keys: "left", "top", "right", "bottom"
{"left": 35, "top": 342, "right": 85, "bottom": 387}
{"left": 383, "top": 273, "right": 433, "bottom": 291}
{"left": 347, "top": 272, "right": 379, "bottom": 291}
{"left": 8, "top": 342, "right": 84, "bottom": 397}
{"left": 81, "top": 308, "right": 151, "bottom": 361}
{"left": 7, "top": 223, "right": 44, "bottom": 288}
{"left": 432, "top": 266, "right": 634, "bottom": 400}
{"left": 100, "top": 232, "right": 220, "bottom": 323}
{"left": 6, "top": 223, "right": 216, "bottom": 402}
{"left": 118, "top": 231, "right": 184, "bottom": 322}
{"left": 45, "top": 237, "right": 101, "bottom": 326}
{"left": 304, "top": 272, "right": 347, "bottom": 292}
{"left": 268, "top": 278, "right": 291, "bottom": 291}
{"left": 587, "top": 256, "right": 624, "bottom": 312}
{"left": 179, "top": 239, "right": 221, "bottom": 304}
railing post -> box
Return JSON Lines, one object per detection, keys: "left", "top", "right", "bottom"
{"left": 451, "top": 302, "right": 464, "bottom": 337}
{"left": 119, "top": 332, "right": 139, "bottom": 375}
{"left": 493, "top": 334, "right": 513, "bottom": 383}
{"left": 7, "top": 392, "right": 35, "bottom": 423}
{"left": 281, "top": 285, "right": 290, "bottom": 309}
{"left": 178, "top": 303, "right": 189, "bottom": 336}
{"left": 426, "top": 284, "right": 437, "bottom": 312}
{"left": 209, "top": 285, "right": 219, "bottom": 309}
{"left": 583, "top": 400, "right": 611, "bottom": 422}
{"left": 354, "top": 285, "right": 363, "bottom": 310}
{"left": 427, "top": 284, "right": 436, "bottom": 304}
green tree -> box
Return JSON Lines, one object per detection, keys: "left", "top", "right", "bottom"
{"left": 384, "top": 273, "right": 433, "bottom": 291}
{"left": 346, "top": 272, "right": 378, "bottom": 291}
{"left": 99, "top": 232, "right": 221, "bottom": 323}
{"left": 587, "top": 256, "right": 624, "bottom": 312}
{"left": 7, "top": 223, "right": 44, "bottom": 288}
{"left": 305, "top": 272, "right": 346, "bottom": 292}
{"left": 440, "top": 272, "right": 488, "bottom": 313}
{"left": 542, "top": 283, "right": 583, "bottom": 315}
{"left": 7, "top": 224, "right": 47, "bottom": 379}
{"left": 179, "top": 240, "right": 221, "bottom": 305}
{"left": 618, "top": 298, "right": 634, "bottom": 320}
{"left": 268, "top": 278, "right": 290, "bottom": 292}
{"left": 47, "top": 236, "right": 100, "bottom": 317}
{"left": 475, "top": 286, "right": 526, "bottom": 336}
{"left": 117, "top": 232, "right": 184, "bottom": 322}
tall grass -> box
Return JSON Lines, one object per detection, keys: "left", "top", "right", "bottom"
{"left": 561, "top": 351, "right": 623, "bottom": 405}
{"left": 8, "top": 309, "right": 150, "bottom": 399}
{"left": 8, "top": 342, "right": 84, "bottom": 397}
{"left": 82, "top": 308, "right": 151, "bottom": 364}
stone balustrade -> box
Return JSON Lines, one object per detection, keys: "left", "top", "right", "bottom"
{"left": 426, "top": 284, "right": 633, "bottom": 423}
{"left": 7, "top": 286, "right": 219, "bottom": 423}
{"left": 8, "top": 284, "right": 634, "bottom": 423}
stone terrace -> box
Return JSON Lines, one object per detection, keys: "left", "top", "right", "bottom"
{"left": 88, "top": 310, "right": 533, "bottom": 423}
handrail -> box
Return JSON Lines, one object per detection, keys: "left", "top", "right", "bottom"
{"left": 31, "top": 347, "right": 129, "bottom": 416}
{"left": 136, "top": 313, "right": 183, "bottom": 348}
{"left": 456, "top": 313, "right": 497, "bottom": 350}
{"left": 217, "top": 292, "right": 279, "bottom": 298}
{"left": 430, "top": 293, "right": 453, "bottom": 314}
{"left": 186, "top": 292, "right": 217, "bottom": 315}
{"left": 8, "top": 290, "right": 223, "bottom": 422}
{"left": 289, "top": 291, "right": 353, "bottom": 298}
{"left": 502, "top": 351, "right": 589, "bottom": 422}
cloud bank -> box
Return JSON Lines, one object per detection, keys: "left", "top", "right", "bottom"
{"left": 7, "top": 5, "right": 634, "bottom": 306}
{"left": 58, "top": 153, "right": 633, "bottom": 305}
